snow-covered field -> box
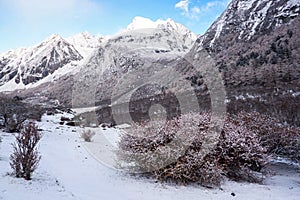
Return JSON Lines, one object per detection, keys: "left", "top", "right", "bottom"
{"left": 1, "top": 113, "right": 300, "bottom": 200}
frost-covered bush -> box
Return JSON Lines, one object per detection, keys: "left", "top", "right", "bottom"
{"left": 231, "top": 111, "right": 300, "bottom": 162}
{"left": 10, "top": 122, "right": 42, "bottom": 180}
{"left": 81, "top": 129, "right": 95, "bottom": 142}
{"left": 119, "top": 112, "right": 268, "bottom": 186}
{"left": 216, "top": 118, "right": 267, "bottom": 182}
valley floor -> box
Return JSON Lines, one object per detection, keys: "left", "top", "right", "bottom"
{"left": 0, "top": 114, "right": 299, "bottom": 200}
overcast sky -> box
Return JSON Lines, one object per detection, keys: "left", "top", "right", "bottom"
{"left": 0, "top": 0, "right": 229, "bottom": 52}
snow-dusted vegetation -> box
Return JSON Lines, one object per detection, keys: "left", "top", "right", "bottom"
{"left": 10, "top": 122, "right": 42, "bottom": 180}
{"left": 119, "top": 112, "right": 300, "bottom": 187}
{"left": 0, "top": 113, "right": 300, "bottom": 200}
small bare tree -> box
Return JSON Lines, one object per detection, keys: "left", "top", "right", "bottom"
{"left": 81, "top": 129, "right": 96, "bottom": 142}
{"left": 10, "top": 122, "right": 42, "bottom": 180}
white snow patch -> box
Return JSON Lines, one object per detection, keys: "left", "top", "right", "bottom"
{"left": 237, "top": 0, "right": 257, "bottom": 11}
{"left": 234, "top": 93, "right": 264, "bottom": 101}
{"left": 209, "top": 13, "right": 226, "bottom": 47}
{"left": 248, "top": 1, "right": 272, "bottom": 39}
{"left": 287, "top": 0, "right": 300, "bottom": 8}
{"left": 66, "top": 32, "right": 105, "bottom": 58}
{"left": 0, "top": 77, "right": 26, "bottom": 92}
{"left": 292, "top": 92, "right": 300, "bottom": 97}
{"left": 72, "top": 106, "right": 103, "bottom": 115}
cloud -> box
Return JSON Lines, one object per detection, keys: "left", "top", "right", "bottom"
{"left": 175, "top": 0, "right": 200, "bottom": 20}
{"left": 175, "top": 0, "right": 190, "bottom": 14}
{"left": 175, "top": 0, "right": 230, "bottom": 21}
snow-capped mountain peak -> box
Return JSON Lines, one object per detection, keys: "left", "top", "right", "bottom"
{"left": 35, "top": 34, "right": 67, "bottom": 50}
{"left": 127, "top": 16, "right": 186, "bottom": 32}
{"left": 126, "top": 16, "right": 158, "bottom": 30}
{"left": 48, "top": 33, "right": 63, "bottom": 41}
{"left": 0, "top": 33, "right": 82, "bottom": 89}
{"left": 126, "top": 16, "right": 197, "bottom": 40}
{"left": 66, "top": 31, "right": 104, "bottom": 57}
{"left": 104, "top": 16, "right": 197, "bottom": 56}
{"left": 67, "top": 31, "right": 102, "bottom": 46}
{"left": 31, "top": 34, "right": 71, "bottom": 58}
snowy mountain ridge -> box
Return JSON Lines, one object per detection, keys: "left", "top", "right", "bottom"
{"left": 0, "top": 34, "right": 82, "bottom": 89}
{"left": 199, "top": 0, "right": 300, "bottom": 48}
{"left": 0, "top": 16, "right": 197, "bottom": 92}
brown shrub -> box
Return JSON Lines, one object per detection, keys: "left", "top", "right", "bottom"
{"left": 10, "top": 122, "right": 42, "bottom": 180}
{"left": 118, "top": 112, "right": 268, "bottom": 187}
{"left": 231, "top": 111, "right": 300, "bottom": 162}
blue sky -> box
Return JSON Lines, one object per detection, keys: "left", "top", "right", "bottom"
{"left": 0, "top": 0, "right": 229, "bottom": 52}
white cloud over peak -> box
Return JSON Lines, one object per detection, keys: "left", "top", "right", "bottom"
{"left": 175, "top": 0, "right": 190, "bottom": 13}
{"left": 175, "top": 0, "right": 200, "bottom": 20}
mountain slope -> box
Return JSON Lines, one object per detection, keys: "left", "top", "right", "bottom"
{"left": 0, "top": 34, "right": 83, "bottom": 87}
{"left": 72, "top": 24, "right": 198, "bottom": 110}
{"left": 200, "top": 0, "right": 300, "bottom": 50}
{"left": 0, "top": 17, "right": 197, "bottom": 111}
{"left": 193, "top": 0, "right": 300, "bottom": 125}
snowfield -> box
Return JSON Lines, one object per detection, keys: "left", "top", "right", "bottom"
{"left": 1, "top": 114, "right": 300, "bottom": 200}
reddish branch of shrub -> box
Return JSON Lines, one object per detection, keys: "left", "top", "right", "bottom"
{"left": 10, "top": 122, "right": 42, "bottom": 180}
{"left": 232, "top": 111, "right": 300, "bottom": 162}
{"left": 119, "top": 112, "right": 299, "bottom": 186}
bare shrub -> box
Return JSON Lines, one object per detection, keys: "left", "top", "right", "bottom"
{"left": 231, "top": 111, "right": 300, "bottom": 162}
{"left": 216, "top": 118, "right": 267, "bottom": 182}
{"left": 10, "top": 122, "right": 42, "bottom": 180}
{"left": 81, "top": 129, "right": 95, "bottom": 142}
{"left": 119, "top": 112, "right": 268, "bottom": 186}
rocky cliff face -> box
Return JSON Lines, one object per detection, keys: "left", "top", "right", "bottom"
{"left": 200, "top": 0, "right": 300, "bottom": 49}
{"left": 192, "top": 0, "right": 300, "bottom": 125}
{"left": 194, "top": 0, "right": 300, "bottom": 86}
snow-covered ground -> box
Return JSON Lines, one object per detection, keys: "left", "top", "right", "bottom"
{"left": 0, "top": 113, "right": 300, "bottom": 200}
